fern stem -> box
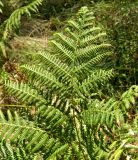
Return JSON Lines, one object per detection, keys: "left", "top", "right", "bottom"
{"left": 73, "top": 109, "right": 87, "bottom": 160}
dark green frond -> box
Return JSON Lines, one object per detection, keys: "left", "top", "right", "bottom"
{"left": 0, "top": 110, "right": 68, "bottom": 157}
{"left": 2, "top": 6, "right": 115, "bottom": 159}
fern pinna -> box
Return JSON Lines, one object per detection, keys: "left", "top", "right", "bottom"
{"left": 0, "top": 6, "right": 123, "bottom": 159}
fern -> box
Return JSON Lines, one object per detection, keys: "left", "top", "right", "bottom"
{"left": 4, "top": 81, "right": 68, "bottom": 130}
{"left": 0, "top": 141, "right": 33, "bottom": 159}
{"left": 0, "top": 0, "right": 43, "bottom": 60}
{"left": 82, "top": 85, "right": 138, "bottom": 159}
{"left": 3, "top": 0, "right": 43, "bottom": 40}
{"left": 0, "top": 109, "right": 69, "bottom": 159}
{"left": 3, "top": 6, "right": 135, "bottom": 159}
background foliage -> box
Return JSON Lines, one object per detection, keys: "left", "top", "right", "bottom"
{"left": 91, "top": 0, "right": 138, "bottom": 92}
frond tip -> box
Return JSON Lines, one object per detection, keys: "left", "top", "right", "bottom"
{"left": 3, "top": 0, "right": 43, "bottom": 39}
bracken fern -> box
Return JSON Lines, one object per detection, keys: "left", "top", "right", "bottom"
{"left": 0, "top": 0, "right": 43, "bottom": 59}
{"left": 2, "top": 6, "right": 137, "bottom": 160}
{"left": 2, "top": 0, "right": 43, "bottom": 40}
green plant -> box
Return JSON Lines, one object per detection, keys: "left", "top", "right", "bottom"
{"left": 0, "top": 0, "right": 43, "bottom": 60}
{"left": 1, "top": 85, "right": 138, "bottom": 159}
{"left": 1, "top": 6, "right": 114, "bottom": 159}
{"left": 83, "top": 85, "right": 138, "bottom": 159}
{"left": 91, "top": 0, "right": 138, "bottom": 92}
{"left": 1, "top": 4, "right": 138, "bottom": 160}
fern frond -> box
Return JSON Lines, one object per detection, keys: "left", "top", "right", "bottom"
{"left": 0, "top": 110, "right": 68, "bottom": 156}
{"left": 3, "top": 0, "right": 43, "bottom": 39}
{"left": 3, "top": 6, "right": 115, "bottom": 159}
